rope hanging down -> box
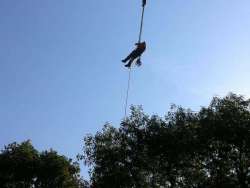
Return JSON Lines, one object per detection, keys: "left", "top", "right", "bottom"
{"left": 124, "top": 67, "right": 132, "bottom": 117}
{"left": 124, "top": 0, "right": 146, "bottom": 117}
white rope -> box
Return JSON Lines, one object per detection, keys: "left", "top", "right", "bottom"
{"left": 124, "top": 67, "right": 132, "bottom": 117}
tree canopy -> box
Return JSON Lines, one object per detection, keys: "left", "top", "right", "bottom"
{"left": 81, "top": 93, "right": 250, "bottom": 188}
{"left": 0, "top": 140, "right": 84, "bottom": 188}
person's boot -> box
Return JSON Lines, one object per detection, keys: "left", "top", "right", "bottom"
{"left": 125, "top": 61, "right": 132, "bottom": 68}
{"left": 122, "top": 59, "right": 127, "bottom": 63}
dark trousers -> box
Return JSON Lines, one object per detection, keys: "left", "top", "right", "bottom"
{"left": 123, "top": 50, "right": 143, "bottom": 66}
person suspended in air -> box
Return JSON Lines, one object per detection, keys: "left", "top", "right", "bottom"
{"left": 122, "top": 41, "right": 146, "bottom": 68}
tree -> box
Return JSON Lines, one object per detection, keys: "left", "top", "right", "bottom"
{"left": 0, "top": 140, "right": 39, "bottom": 188}
{"left": 197, "top": 93, "right": 250, "bottom": 187}
{"left": 0, "top": 140, "right": 84, "bottom": 188}
{"left": 35, "top": 150, "right": 80, "bottom": 188}
{"left": 81, "top": 93, "right": 250, "bottom": 188}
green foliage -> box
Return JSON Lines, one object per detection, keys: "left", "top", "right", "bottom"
{"left": 0, "top": 140, "right": 39, "bottom": 188}
{"left": 0, "top": 140, "right": 84, "bottom": 188}
{"left": 81, "top": 93, "right": 250, "bottom": 188}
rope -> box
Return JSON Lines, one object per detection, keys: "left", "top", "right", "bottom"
{"left": 124, "top": 1, "right": 146, "bottom": 118}
{"left": 124, "top": 67, "right": 132, "bottom": 117}
{"left": 138, "top": 5, "right": 145, "bottom": 43}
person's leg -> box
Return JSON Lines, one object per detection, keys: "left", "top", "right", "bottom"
{"left": 133, "top": 49, "right": 143, "bottom": 59}
{"left": 125, "top": 58, "right": 134, "bottom": 67}
{"left": 122, "top": 50, "right": 137, "bottom": 63}
{"left": 122, "top": 52, "right": 133, "bottom": 63}
{"left": 122, "top": 55, "right": 130, "bottom": 63}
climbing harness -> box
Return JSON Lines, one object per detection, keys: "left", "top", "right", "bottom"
{"left": 124, "top": 0, "right": 147, "bottom": 117}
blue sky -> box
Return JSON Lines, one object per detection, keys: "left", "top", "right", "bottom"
{"left": 1, "top": 0, "right": 250, "bottom": 178}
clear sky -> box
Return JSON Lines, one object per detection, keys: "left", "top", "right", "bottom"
{"left": 1, "top": 0, "right": 250, "bottom": 178}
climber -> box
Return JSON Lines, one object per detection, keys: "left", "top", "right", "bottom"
{"left": 122, "top": 41, "right": 146, "bottom": 68}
